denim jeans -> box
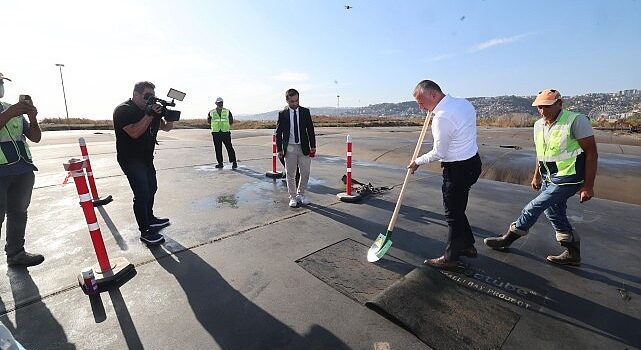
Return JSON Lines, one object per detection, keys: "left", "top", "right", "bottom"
{"left": 442, "top": 154, "right": 482, "bottom": 260}
{"left": 119, "top": 162, "right": 157, "bottom": 233}
{"left": 515, "top": 180, "right": 582, "bottom": 233}
{"left": 0, "top": 171, "right": 35, "bottom": 257}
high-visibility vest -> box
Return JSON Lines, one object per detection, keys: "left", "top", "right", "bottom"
{"left": 534, "top": 109, "right": 585, "bottom": 185}
{"left": 0, "top": 101, "right": 33, "bottom": 166}
{"left": 209, "top": 108, "right": 231, "bottom": 132}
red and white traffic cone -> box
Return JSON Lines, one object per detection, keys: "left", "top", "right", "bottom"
{"left": 265, "top": 130, "right": 285, "bottom": 178}
{"left": 337, "top": 134, "right": 362, "bottom": 202}
{"left": 64, "top": 158, "right": 134, "bottom": 295}
{"left": 78, "top": 137, "right": 113, "bottom": 207}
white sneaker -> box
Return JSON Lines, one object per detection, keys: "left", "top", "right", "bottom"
{"left": 289, "top": 199, "right": 298, "bottom": 207}
{"left": 297, "top": 195, "right": 310, "bottom": 205}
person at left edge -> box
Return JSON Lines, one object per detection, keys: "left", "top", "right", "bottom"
{"left": 0, "top": 72, "right": 45, "bottom": 267}
{"left": 113, "top": 81, "right": 173, "bottom": 246}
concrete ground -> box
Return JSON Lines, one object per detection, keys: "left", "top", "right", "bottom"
{"left": 0, "top": 127, "right": 639, "bottom": 349}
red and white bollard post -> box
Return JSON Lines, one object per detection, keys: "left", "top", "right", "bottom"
{"left": 337, "top": 134, "right": 362, "bottom": 202}
{"left": 64, "top": 158, "right": 134, "bottom": 294}
{"left": 78, "top": 137, "right": 113, "bottom": 207}
{"left": 265, "top": 130, "right": 285, "bottom": 178}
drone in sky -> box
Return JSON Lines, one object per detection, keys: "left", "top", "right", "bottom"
{"left": 345, "top": 5, "right": 353, "bottom": 10}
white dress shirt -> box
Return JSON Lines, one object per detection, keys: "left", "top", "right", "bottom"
{"left": 288, "top": 107, "right": 301, "bottom": 145}
{"left": 415, "top": 95, "right": 478, "bottom": 165}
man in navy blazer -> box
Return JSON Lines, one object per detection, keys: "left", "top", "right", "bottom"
{"left": 275, "top": 89, "right": 316, "bottom": 207}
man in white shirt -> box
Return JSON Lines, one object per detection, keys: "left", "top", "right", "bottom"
{"left": 408, "top": 80, "right": 482, "bottom": 269}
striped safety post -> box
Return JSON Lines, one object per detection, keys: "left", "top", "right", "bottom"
{"left": 346, "top": 134, "right": 353, "bottom": 195}
{"left": 337, "top": 134, "right": 362, "bottom": 202}
{"left": 265, "top": 130, "right": 285, "bottom": 178}
{"left": 78, "top": 138, "right": 113, "bottom": 207}
{"left": 63, "top": 159, "right": 134, "bottom": 294}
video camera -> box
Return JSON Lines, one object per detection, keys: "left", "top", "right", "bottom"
{"left": 144, "top": 88, "right": 186, "bottom": 122}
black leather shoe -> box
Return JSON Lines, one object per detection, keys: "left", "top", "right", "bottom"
{"left": 7, "top": 251, "right": 45, "bottom": 267}
{"left": 459, "top": 246, "right": 478, "bottom": 258}
{"left": 423, "top": 255, "right": 463, "bottom": 270}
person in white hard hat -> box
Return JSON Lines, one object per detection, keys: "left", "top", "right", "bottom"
{"left": 207, "top": 97, "right": 237, "bottom": 169}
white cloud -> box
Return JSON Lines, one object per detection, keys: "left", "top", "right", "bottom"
{"left": 423, "top": 53, "right": 458, "bottom": 63}
{"left": 470, "top": 33, "right": 532, "bottom": 53}
{"left": 272, "top": 71, "right": 310, "bottom": 82}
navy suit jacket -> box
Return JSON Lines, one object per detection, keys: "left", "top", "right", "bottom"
{"left": 275, "top": 106, "right": 315, "bottom": 156}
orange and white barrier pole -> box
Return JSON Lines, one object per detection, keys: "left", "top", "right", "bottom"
{"left": 78, "top": 138, "right": 113, "bottom": 207}
{"left": 265, "top": 130, "right": 285, "bottom": 178}
{"left": 65, "top": 159, "right": 111, "bottom": 272}
{"left": 64, "top": 159, "right": 133, "bottom": 294}
{"left": 337, "top": 134, "right": 361, "bottom": 202}
{"left": 346, "top": 134, "right": 353, "bottom": 196}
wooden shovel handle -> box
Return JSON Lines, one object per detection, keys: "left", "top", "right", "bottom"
{"left": 387, "top": 111, "right": 433, "bottom": 231}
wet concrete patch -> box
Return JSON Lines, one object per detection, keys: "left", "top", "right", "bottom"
{"left": 217, "top": 194, "right": 238, "bottom": 208}
{"left": 296, "top": 239, "right": 414, "bottom": 304}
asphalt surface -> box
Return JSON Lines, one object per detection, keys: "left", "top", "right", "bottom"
{"left": 0, "top": 127, "right": 639, "bottom": 349}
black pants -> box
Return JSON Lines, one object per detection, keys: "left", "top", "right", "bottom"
{"left": 119, "top": 162, "right": 157, "bottom": 234}
{"left": 441, "top": 153, "right": 482, "bottom": 260}
{"left": 0, "top": 171, "right": 34, "bottom": 257}
{"left": 212, "top": 132, "right": 236, "bottom": 165}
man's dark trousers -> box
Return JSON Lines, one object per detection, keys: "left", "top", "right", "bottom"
{"left": 212, "top": 132, "right": 236, "bottom": 165}
{"left": 442, "top": 153, "right": 482, "bottom": 261}
{"left": 119, "top": 162, "right": 157, "bottom": 233}
{"left": 0, "top": 172, "right": 34, "bottom": 256}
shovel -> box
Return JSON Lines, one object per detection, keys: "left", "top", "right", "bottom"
{"left": 367, "top": 111, "right": 433, "bottom": 262}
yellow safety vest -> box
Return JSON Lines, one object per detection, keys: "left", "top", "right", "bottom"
{"left": 534, "top": 110, "right": 585, "bottom": 185}
{"left": 209, "top": 108, "right": 231, "bottom": 132}
{"left": 0, "top": 101, "right": 33, "bottom": 166}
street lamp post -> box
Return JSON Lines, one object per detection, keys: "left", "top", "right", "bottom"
{"left": 55, "top": 63, "right": 71, "bottom": 130}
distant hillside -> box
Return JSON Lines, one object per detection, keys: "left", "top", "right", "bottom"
{"left": 238, "top": 89, "right": 641, "bottom": 120}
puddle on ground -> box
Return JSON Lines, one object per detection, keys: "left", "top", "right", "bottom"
{"left": 191, "top": 176, "right": 327, "bottom": 210}
{"left": 217, "top": 194, "right": 238, "bottom": 208}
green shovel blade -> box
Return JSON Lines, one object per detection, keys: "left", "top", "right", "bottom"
{"left": 367, "top": 231, "right": 393, "bottom": 262}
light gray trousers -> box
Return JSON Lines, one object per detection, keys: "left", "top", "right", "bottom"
{"left": 284, "top": 144, "right": 311, "bottom": 199}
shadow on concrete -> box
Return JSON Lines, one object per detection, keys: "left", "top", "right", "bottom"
{"left": 508, "top": 249, "right": 641, "bottom": 297}
{"left": 484, "top": 254, "right": 641, "bottom": 347}
{"left": 150, "top": 240, "right": 351, "bottom": 350}
{"left": 308, "top": 200, "right": 641, "bottom": 348}
{"left": 2, "top": 267, "right": 76, "bottom": 349}
{"left": 88, "top": 293, "right": 107, "bottom": 323}
{"left": 108, "top": 287, "right": 144, "bottom": 350}
{"left": 97, "top": 206, "right": 129, "bottom": 251}
{"left": 306, "top": 202, "right": 445, "bottom": 262}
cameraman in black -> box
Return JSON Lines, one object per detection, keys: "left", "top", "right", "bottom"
{"left": 113, "top": 81, "right": 173, "bottom": 246}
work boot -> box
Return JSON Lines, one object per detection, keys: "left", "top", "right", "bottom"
{"left": 232, "top": 162, "right": 238, "bottom": 169}
{"left": 547, "top": 242, "right": 581, "bottom": 266}
{"left": 215, "top": 163, "right": 224, "bottom": 169}
{"left": 484, "top": 222, "right": 525, "bottom": 250}
{"left": 7, "top": 251, "right": 45, "bottom": 267}
{"left": 547, "top": 230, "right": 581, "bottom": 266}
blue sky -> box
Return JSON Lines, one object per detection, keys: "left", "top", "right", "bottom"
{"left": 2, "top": 0, "right": 640, "bottom": 119}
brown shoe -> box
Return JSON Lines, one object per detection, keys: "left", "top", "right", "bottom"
{"left": 458, "top": 246, "right": 478, "bottom": 258}
{"left": 423, "top": 255, "right": 463, "bottom": 270}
